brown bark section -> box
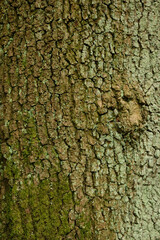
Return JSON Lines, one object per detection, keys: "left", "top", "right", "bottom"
{"left": 1, "top": 0, "right": 158, "bottom": 240}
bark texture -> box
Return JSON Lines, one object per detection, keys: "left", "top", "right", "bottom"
{"left": 0, "top": 0, "right": 160, "bottom": 239}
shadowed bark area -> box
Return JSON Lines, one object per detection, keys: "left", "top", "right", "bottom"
{"left": 0, "top": 0, "right": 160, "bottom": 239}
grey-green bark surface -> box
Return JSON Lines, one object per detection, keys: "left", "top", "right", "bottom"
{"left": 0, "top": 0, "right": 160, "bottom": 239}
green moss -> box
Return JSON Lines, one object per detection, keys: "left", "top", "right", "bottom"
{"left": 76, "top": 213, "right": 93, "bottom": 239}
{"left": 1, "top": 113, "right": 74, "bottom": 239}
{"left": 25, "top": 177, "right": 73, "bottom": 239}
{"left": 1, "top": 172, "right": 74, "bottom": 239}
{"left": 5, "top": 191, "right": 24, "bottom": 239}
{"left": 59, "top": 210, "right": 71, "bottom": 235}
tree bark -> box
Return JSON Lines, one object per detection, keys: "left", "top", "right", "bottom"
{"left": 0, "top": 0, "right": 160, "bottom": 239}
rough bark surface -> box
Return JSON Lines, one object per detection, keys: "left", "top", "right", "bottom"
{"left": 0, "top": 0, "right": 160, "bottom": 239}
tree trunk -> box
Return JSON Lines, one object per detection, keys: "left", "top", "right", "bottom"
{"left": 0, "top": 0, "right": 160, "bottom": 239}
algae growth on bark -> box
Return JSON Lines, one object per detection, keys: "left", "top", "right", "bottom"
{"left": 0, "top": 0, "right": 160, "bottom": 239}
